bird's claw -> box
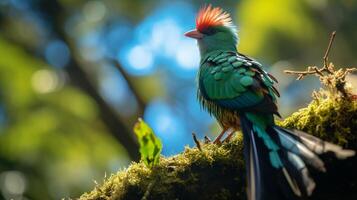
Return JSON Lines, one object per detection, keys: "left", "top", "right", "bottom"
{"left": 213, "top": 129, "right": 236, "bottom": 144}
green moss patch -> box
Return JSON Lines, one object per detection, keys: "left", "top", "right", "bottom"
{"left": 80, "top": 134, "right": 245, "bottom": 200}
{"left": 278, "top": 93, "right": 357, "bottom": 148}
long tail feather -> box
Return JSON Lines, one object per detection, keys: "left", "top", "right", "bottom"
{"left": 278, "top": 127, "right": 355, "bottom": 159}
{"left": 285, "top": 151, "right": 316, "bottom": 196}
{"left": 241, "top": 115, "right": 293, "bottom": 200}
{"left": 274, "top": 127, "right": 326, "bottom": 172}
{"left": 240, "top": 114, "right": 355, "bottom": 200}
{"left": 241, "top": 115, "right": 262, "bottom": 200}
{"left": 249, "top": 130, "right": 261, "bottom": 200}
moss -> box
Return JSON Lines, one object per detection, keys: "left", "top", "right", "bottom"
{"left": 79, "top": 92, "right": 356, "bottom": 200}
{"left": 277, "top": 91, "right": 357, "bottom": 148}
{"left": 80, "top": 134, "right": 245, "bottom": 200}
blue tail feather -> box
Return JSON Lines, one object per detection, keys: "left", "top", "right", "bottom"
{"left": 240, "top": 115, "right": 291, "bottom": 200}
{"left": 240, "top": 114, "right": 355, "bottom": 200}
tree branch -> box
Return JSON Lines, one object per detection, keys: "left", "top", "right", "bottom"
{"left": 50, "top": 2, "right": 140, "bottom": 160}
{"left": 112, "top": 61, "right": 146, "bottom": 116}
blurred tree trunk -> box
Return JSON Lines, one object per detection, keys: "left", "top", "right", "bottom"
{"left": 39, "top": 0, "right": 141, "bottom": 160}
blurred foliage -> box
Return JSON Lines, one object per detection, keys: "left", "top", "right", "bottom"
{"left": 133, "top": 119, "right": 162, "bottom": 168}
{"left": 238, "top": 0, "right": 357, "bottom": 65}
{"left": 238, "top": 0, "right": 316, "bottom": 60}
{"left": 0, "top": 0, "right": 356, "bottom": 199}
{"left": 0, "top": 37, "right": 129, "bottom": 199}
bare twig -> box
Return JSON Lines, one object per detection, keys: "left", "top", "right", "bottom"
{"left": 284, "top": 31, "right": 338, "bottom": 79}
{"left": 192, "top": 133, "right": 202, "bottom": 151}
{"left": 344, "top": 68, "right": 357, "bottom": 77}
{"left": 284, "top": 31, "right": 357, "bottom": 98}
{"left": 323, "top": 31, "right": 336, "bottom": 70}
{"left": 285, "top": 66, "right": 328, "bottom": 80}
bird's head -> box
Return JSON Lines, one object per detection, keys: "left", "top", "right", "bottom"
{"left": 185, "top": 5, "right": 238, "bottom": 56}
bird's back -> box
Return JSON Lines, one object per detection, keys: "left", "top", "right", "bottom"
{"left": 197, "top": 50, "right": 280, "bottom": 125}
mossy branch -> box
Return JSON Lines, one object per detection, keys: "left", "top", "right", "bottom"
{"left": 79, "top": 94, "right": 357, "bottom": 200}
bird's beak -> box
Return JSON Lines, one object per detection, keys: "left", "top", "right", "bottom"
{"left": 184, "top": 29, "right": 204, "bottom": 39}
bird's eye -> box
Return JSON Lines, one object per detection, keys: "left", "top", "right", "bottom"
{"left": 201, "top": 28, "right": 217, "bottom": 35}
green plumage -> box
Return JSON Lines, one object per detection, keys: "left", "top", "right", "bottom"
{"left": 197, "top": 50, "right": 281, "bottom": 168}
{"left": 198, "top": 50, "right": 276, "bottom": 110}
{"left": 192, "top": 18, "right": 282, "bottom": 170}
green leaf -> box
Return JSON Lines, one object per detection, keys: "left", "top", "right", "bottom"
{"left": 133, "top": 118, "right": 162, "bottom": 168}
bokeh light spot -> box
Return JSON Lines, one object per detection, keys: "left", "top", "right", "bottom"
{"left": 149, "top": 19, "right": 181, "bottom": 56}
{"left": 175, "top": 39, "right": 199, "bottom": 70}
{"left": 0, "top": 171, "right": 27, "bottom": 196}
{"left": 45, "top": 40, "right": 70, "bottom": 68}
{"left": 144, "top": 99, "right": 189, "bottom": 155}
{"left": 31, "top": 69, "right": 59, "bottom": 94}
{"left": 82, "top": 0, "right": 107, "bottom": 22}
{"left": 117, "top": 1, "right": 196, "bottom": 77}
{"left": 127, "top": 45, "right": 153, "bottom": 71}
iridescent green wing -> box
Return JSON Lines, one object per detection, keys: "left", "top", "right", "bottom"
{"left": 238, "top": 53, "right": 280, "bottom": 100}
{"left": 199, "top": 51, "right": 279, "bottom": 110}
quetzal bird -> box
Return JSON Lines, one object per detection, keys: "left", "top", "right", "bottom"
{"left": 185, "top": 5, "right": 355, "bottom": 200}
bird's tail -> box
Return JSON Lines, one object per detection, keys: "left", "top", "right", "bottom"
{"left": 240, "top": 113, "right": 355, "bottom": 200}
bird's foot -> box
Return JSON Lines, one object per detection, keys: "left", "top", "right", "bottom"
{"left": 222, "top": 130, "right": 236, "bottom": 143}
{"left": 213, "top": 129, "right": 236, "bottom": 144}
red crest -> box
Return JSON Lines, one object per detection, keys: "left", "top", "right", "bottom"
{"left": 196, "top": 5, "right": 233, "bottom": 32}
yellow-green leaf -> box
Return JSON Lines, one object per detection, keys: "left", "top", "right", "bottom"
{"left": 133, "top": 118, "right": 162, "bottom": 168}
